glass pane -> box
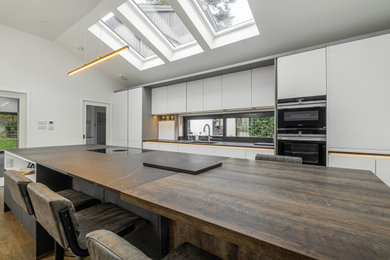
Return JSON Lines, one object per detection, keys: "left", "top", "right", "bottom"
{"left": 102, "top": 14, "right": 156, "bottom": 58}
{"left": 187, "top": 119, "right": 223, "bottom": 136}
{"left": 0, "top": 97, "right": 18, "bottom": 151}
{"left": 226, "top": 116, "right": 274, "bottom": 138}
{"left": 195, "top": 0, "right": 254, "bottom": 33}
{"left": 133, "top": 0, "right": 196, "bottom": 47}
{"left": 86, "top": 105, "right": 106, "bottom": 145}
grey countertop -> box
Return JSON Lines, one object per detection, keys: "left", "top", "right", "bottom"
{"left": 143, "top": 139, "right": 275, "bottom": 149}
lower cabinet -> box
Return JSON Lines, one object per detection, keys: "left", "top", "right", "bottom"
{"left": 328, "top": 154, "right": 376, "bottom": 172}
{"left": 376, "top": 159, "right": 390, "bottom": 187}
{"left": 329, "top": 153, "right": 390, "bottom": 187}
{"left": 143, "top": 142, "right": 274, "bottom": 159}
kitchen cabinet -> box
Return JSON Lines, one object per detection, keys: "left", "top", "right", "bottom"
{"left": 203, "top": 76, "right": 222, "bottom": 111}
{"left": 328, "top": 154, "right": 376, "bottom": 172}
{"left": 277, "top": 48, "right": 326, "bottom": 99}
{"left": 128, "top": 88, "right": 143, "bottom": 148}
{"left": 143, "top": 142, "right": 160, "bottom": 151}
{"left": 112, "top": 91, "right": 128, "bottom": 147}
{"left": 213, "top": 146, "right": 247, "bottom": 159}
{"left": 177, "top": 144, "right": 214, "bottom": 155}
{"left": 151, "top": 87, "right": 167, "bottom": 114}
{"left": 251, "top": 66, "right": 275, "bottom": 107}
{"left": 186, "top": 79, "right": 204, "bottom": 112}
{"left": 327, "top": 34, "right": 390, "bottom": 152}
{"left": 245, "top": 148, "right": 274, "bottom": 160}
{"left": 376, "top": 158, "right": 390, "bottom": 187}
{"left": 167, "top": 83, "right": 187, "bottom": 114}
{"left": 159, "top": 143, "right": 178, "bottom": 152}
{"left": 222, "top": 70, "right": 252, "bottom": 109}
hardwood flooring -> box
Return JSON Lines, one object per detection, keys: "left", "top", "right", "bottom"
{"left": 0, "top": 187, "right": 79, "bottom": 260}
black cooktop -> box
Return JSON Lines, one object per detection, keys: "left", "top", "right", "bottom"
{"left": 87, "top": 147, "right": 150, "bottom": 155}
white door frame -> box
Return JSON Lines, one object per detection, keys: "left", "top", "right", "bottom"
{"left": 0, "top": 90, "right": 28, "bottom": 148}
{"left": 82, "top": 100, "right": 111, "bottom": 145}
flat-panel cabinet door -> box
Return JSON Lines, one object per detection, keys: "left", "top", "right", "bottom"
{"left": 167, "top": 83, "right": 187, "bottom": 114}
{"left": 376, "top": 158, "right": 390, "bottom": 187}
{"left": 328, "top": 155, "right": 376, "bottom": 173}
{"left": 203, "top": 76, "right": 222, "bottom": 111}
{"left": 128, "top": 88, "right": 143, "bottom": 148}
{"left": 112, "top": 91, "right": 128, "bottom": 146}
{"left": 277, "top": 48, "right": 326, "bottom": 99}
{"left": 214, "top": 146, "right": 246, "bottom": 159}
{"left": 222, "top": 70, "right": 252, "bottom": 109}
{"left": 186, "top": 80, "right": 204, "bottom": 112}
{"left": 252, "top": 66, "right": 275, "bottom": 108}
{"left": 151, "top": 87, "right": 167, "bottom": 115}
{"left": 327, "top": 34, "right": 390, "bottom": 152}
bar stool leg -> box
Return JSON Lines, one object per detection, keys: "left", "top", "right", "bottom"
{"left": 54, "top": 241, "right": 64, "bottom": 260}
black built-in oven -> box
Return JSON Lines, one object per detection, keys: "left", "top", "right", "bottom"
{"left": 277, "top": 96, "right": 327, "bottom": 166}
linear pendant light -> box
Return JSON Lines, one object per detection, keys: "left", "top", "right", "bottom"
{"left": 67, "top": 46, "right": 129, "bottom": 76}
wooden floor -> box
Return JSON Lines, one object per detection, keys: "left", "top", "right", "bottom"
{"left": 0, "top": 187, "right": 79, "bottom": 260}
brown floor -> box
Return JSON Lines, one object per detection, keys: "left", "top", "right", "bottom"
{"left": 0, "top": 187, "right": 81, "bottom": 260}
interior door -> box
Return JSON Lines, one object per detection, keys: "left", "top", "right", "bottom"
{"left": 82, "top": 101, "right": 110, "bottom": 145}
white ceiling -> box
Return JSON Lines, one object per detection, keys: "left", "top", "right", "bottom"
{"left": 1, "top": 0, "right": 390, "bottom": 88}
{"left": 0, "top": 0, "right": 101, "bottom": 40}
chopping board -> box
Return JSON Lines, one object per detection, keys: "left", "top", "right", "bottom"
{"left": 143, "top": 155, "right": 223, "bottom": 175}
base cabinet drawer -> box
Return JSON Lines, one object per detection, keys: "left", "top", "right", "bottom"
{"left": 214, "top": 147, "right": 246, "bottom": 159}
{"left": 245, "top": 149, "right": 274, "bottom": 160}
{"left": 376, "top": 158, "right": 390, "bottom": 187}
{"left": 177, "top": 145, "right": 214, "bottom": 156}
{"left": 328, "top": 155, "right": 376, "bottom": 172}
{"left": 159, "top": 143, "right": 178, "bottom": 152}
{"left": 143, "top": 142, "right": 160, "bottom": 150}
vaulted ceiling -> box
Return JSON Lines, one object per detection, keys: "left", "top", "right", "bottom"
{"left": 1, "top": 0, "right": 390, "bottom": 88}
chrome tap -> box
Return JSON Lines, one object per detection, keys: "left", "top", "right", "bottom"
{"left": 203, "top": 124, "right": 211, "bottom": 142}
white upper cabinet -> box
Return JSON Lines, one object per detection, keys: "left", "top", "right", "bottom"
{"left": 112, "top": 91, "right": 128, "bottom": 147}
{"left": 327, "top": 34, "right": 390, "bottom": 152}
{"left": 252, "top": 66, "right": 275, "bottom": 107}
{"left": 222, "top": 70, "right": 252, "bottom": 109}
{"left": 203, "top": 76, "right": 222, "bottom": 111}
{"left": 128, "top": 88, "right": 143, "bottom": 148}
{"left": 151, "top": 87, "right": 167, "bottom": 115}
{"left": 277, "top": 48, "right": 326, "bottom": 99}
{"left": 167, "top": 83, "right": 187, "bottom": 114}
{"left": 186, "top": 80, "right": 204, "bottom": 112}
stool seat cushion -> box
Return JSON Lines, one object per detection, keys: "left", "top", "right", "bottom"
{"left": 57, "top": 189, "right": 99, "bottom": 211}
{"left": 76, "top": 203, "right": 140, "bottom": 249}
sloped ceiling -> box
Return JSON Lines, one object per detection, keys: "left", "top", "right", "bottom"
{"left": 1, "top": 0, "right": 390, "bottom": 88}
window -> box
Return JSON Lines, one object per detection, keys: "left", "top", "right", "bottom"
{"left": 133, "top": 0, "right": 196, "bottom": 47}
{"left": 184, "top": 112, "right": 274, "bottom": 142}
{"left": 101, "top": 13, "right": 156, "bottom": 59}
{"left": 194, "top": 0, "right": 255, "bottom": 34}
{"left": 0, "top": 97, "right": 18, "bottom": 151}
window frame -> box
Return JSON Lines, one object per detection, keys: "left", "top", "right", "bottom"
{"left": 183, "top": 111, "right": 275, "bottom": 143}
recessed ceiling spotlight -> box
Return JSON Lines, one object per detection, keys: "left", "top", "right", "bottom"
{"left": 75, "top": 44, "right": 84, "bottom": 51}
{"left": 40, "top": 19, "right": 48, "bottom": 24}
{"left": 118, "top": 74, "right": 128, "bottom": 81}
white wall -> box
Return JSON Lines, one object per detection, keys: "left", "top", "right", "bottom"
{"left": 0, "top": 24, "right": 124, "bottom": 147}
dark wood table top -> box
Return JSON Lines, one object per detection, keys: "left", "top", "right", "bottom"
{"left": 6, "top": 145, "right": 390, "bottom": 259}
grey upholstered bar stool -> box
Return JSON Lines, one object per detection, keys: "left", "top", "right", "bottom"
{"left": 255, "top": 154, "right": 303, "bottom": 164}
{"left": 4, "top": 170, "right": 99, "bottom": 215}
{"left": 86, "top": 230, "right": 221, "bottom": 260}
{"left": 27, "top": 182, "right": 142, "bottom": 260}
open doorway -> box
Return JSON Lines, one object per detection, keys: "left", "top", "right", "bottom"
{"left": 82, "top": 101, "right": 110, "bottom": 145}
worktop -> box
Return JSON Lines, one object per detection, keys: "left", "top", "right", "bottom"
{"left": 143, "top": 140, "right": 275, "bottom": 149}
{"left": 5, "top": 145, "right": 390, "bottom": 260}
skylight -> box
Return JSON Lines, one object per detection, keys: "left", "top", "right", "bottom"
{"left": 101, "top": 13, "right": 156, "bottom": 59}
{"left": 194, "top": 0, "right": 255, "bottom": 34}
{"left": 132, "top": 0, "right": 196, "bottom": 47}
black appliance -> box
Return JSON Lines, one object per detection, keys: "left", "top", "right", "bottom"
{"left": 87, "top": 147, "right": 151, "bottom": 155}
{"left": 277, "top": 96, "right": 326, "bottom": 166}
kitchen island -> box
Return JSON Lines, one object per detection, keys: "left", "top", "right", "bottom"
{"left": 4, "top": 145, "right": 390, "bottom": 260}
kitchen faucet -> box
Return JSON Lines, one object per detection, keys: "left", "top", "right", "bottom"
{"left": 203, "top": 124, "right": 212, "bottom": 142}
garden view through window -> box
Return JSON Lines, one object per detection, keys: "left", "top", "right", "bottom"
{"left": 0, "top": 97, "right": 18, "bottom": 151}
{"left": 185, "top": 112, "right": 274, "bottom": 142}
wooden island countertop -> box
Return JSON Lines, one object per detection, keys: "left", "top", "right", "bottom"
{"left": 5, "top": 145, "right": 390, "bottom": 260}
